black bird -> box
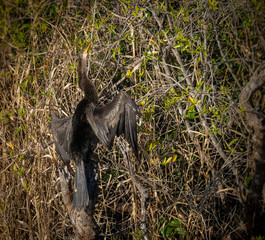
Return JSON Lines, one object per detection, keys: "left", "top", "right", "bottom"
{"left": 51, "top": 44, "right": 141, "bottom": 211}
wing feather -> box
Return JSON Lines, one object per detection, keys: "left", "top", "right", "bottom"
{"left": 85, "top": 91, "right": 140, "bottom": 158}
{"left": 51, "top": 114, "right": 73, "bottom": 165}
{"left": 51, "top": 114, "right": 72, "bottom": 152}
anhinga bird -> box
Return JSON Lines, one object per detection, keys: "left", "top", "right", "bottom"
{"left": 51, "top": 44, "right": 140, "bottom": 212}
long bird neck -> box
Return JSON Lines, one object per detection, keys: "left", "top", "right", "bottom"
{"left": 78, "top": 52, "right": 99, "bottom": 104}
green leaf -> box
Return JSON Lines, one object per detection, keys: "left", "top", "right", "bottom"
{"left": 168, "top": 220, "right": 181, "bottom": 227}
{"left": 165, "top": 226, "right": 174, "bottom": 236}
{"left": 112, "top": 50, "right": 116, "bottom": 59}
{"left": 228, "top": 138, "right": 238, "bottom": 146}
{"left": 161, "top": 157, "right": 172, "bottom": 165}
{"left": 2, "top": 202, "right": 5, "bottom": 214}
{"left": 208, "top": 0, "right": 219, "bottom": 10}
{"left": 15, "top": 126, "right": 22, "bottom": 135}
{"left": 172, "top": 154, "right": 178, "bottom": 163}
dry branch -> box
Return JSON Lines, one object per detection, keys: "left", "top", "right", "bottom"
{"left": 239, "top": 69, "right": 265, "bottom": 235}
{"left": 117, "top": 137, "right": 149, "bottom": 240}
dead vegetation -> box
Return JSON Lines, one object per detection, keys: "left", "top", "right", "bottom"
{"left": 1, "top": 0, "right": 265, "bottom": 239}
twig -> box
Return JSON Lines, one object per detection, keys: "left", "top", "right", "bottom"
{"left": 213, "top": 24, "right": 242, "bottom": 89}
{"left": 117, "top": 137, "right": 149, "bottom": 240}
{"left": 150, "top": 8, "right": 241, "bottom": 203}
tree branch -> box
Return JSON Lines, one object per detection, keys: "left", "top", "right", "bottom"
{"left": 239, "top": 69, "right": 265, "bottom": 235}
{"left": 58, "top": 162, "right": 98, "bottom": 239}
{"left": 117, "top": 137, "right": 149, "bottom": 240}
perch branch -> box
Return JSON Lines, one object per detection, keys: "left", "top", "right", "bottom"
{"left": 56, "top": 140, "right": 99, "bottom": 240}
{"left": 58, "top": 165, "right": 99, "bottom": 240}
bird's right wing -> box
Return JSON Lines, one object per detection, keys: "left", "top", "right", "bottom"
{"left": 85, "top": 91, "right": 141, "bottom": 159}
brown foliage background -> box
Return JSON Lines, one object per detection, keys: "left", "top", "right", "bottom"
{"left": 1, "top": 0, "right": 265, "bottom": 239}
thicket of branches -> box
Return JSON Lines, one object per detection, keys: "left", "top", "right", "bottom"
{"left": 1, "top": 0, "right": 265, "bottom": 239}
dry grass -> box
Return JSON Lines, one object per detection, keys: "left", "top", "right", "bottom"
{"left": 1, "top": 0, "right": 265, "bottom": 239}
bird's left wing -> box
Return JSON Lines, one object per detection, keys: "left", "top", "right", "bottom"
{"left": 85, "top": 91, "right": 141, "bottom": 159}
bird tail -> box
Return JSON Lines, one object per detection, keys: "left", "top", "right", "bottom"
{"left": 73, "top": 158, "right": 98, "bottom": 213}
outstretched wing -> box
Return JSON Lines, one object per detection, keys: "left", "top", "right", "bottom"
{"left": 51, "top": 114, "right": 72, "bottom": 163}
{"left": 85, "top": 91, "right": 141, "bottom": 159}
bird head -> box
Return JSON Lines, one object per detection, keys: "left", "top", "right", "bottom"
{"left": 80, "top": 41, "right": 91, "bottom": 58}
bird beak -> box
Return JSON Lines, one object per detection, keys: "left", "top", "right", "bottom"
{"left": 84, "top": 41, "right": 92, "bottom": 54}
